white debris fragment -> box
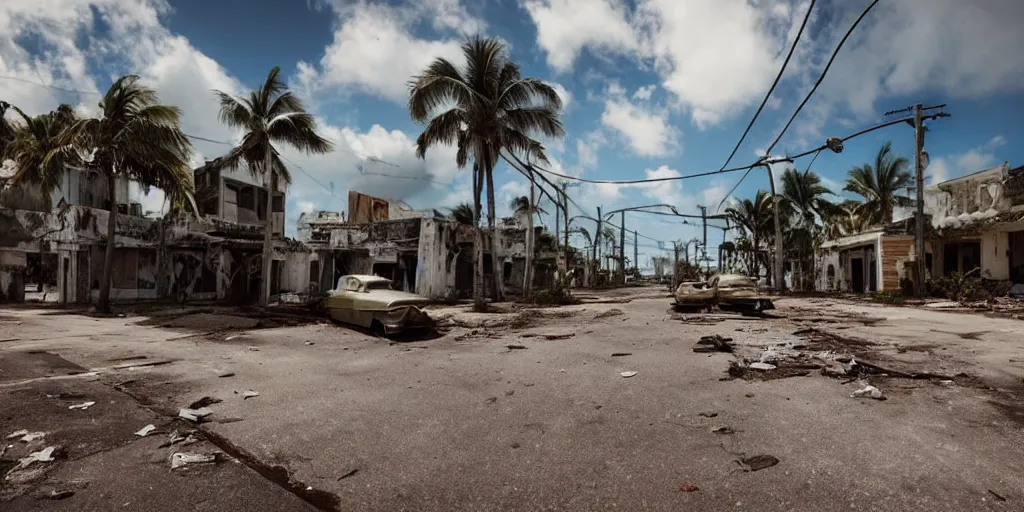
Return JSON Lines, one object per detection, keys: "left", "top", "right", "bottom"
{"left": 170, "top": 452, "right": 217, "bottom": 469}
{"left": 247, "top": 346, "right": 259, "bottom": 351}
{"left": 620, "top": 371, "right": 638, "bottom": 378}
{"left": 225, "top": 335, "right": 240, "bottom": 341}
{"left": 17, "top": 446, "right": 56, "bottom": 469}
{"left": 6, "top": 429, "right": 29, "bottom": 440}
{"left": 19, "top": 431, "right": 46, "bottom": 442}
{"left": 134, "top": 424, "right": 157, "bottom": 437}
{"left": 241, "top": 390, "right": 259, "bottom": 400}
{"left": 749, "top": 362, "right": 777, "bottom": 371}
{"left": 68, "top": 401, "right": 96, "bottom": 410}
{"left": 851, "top": 385, "right": 885, "bottom": 400}
{"left": 178, "top": 407, "right": 213, "bottom": 422}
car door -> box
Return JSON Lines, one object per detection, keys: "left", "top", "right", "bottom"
{"left": 334, "top": 277, "right": 361, "bottom": 324}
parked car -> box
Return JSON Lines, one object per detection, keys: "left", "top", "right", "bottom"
{"left": 323, "top": 275, "right": 435, "bottom": 334}
{"left": 673, "top": 273, "right": 775, "bottom": 315}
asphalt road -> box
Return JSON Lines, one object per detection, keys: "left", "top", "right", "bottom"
{"left": 1, "top": 294, "right": 1023, "bottom": 511}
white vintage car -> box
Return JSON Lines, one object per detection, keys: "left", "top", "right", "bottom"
{"left": 323, "top": 275, "right": 435, "bottom": 334}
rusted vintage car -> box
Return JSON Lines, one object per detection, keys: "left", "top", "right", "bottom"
{"left": 323, "top": 275, "right": 435, "bottom": 334}
{"left": 673, "top": 273, "right": 775, "bottom": 314}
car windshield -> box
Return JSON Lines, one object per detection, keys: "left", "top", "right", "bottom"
{"left": 363, "top": 280, "right": 393, "bottom": 291}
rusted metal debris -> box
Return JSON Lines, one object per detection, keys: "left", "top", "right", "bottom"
{"left": 693, "top": 335, "right": 734, "bottom": 353}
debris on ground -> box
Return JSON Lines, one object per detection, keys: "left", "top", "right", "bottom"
{"left": 850, "top": 384, "right": 886, "bottom": 400}
{"left": 541, "top": 333, "right": 574, "bottom": 340}
{"left": 179, "top": 407, "right": 213, "bottom": 422}
{"left": 748, "top": 362, "right": 777, "bottom": 371}
{"left": 619, "top": 371, "right": 638, "bottom": 378}
{"left": 188, "top": 396, "right": 222, "bottom": 409}
{"left": 170, "top": 452, "right": 219, "bottom": 470}
{"left": 698, "top": 412, "right": 718, "bottom": 418}
{"left": 6, "top": 429, "right": 30, "bottom": 440}
{"left": 36, "top": 489, "right": 75, "bottom": 500}
{"left": 506, "top": 344, "right": 527, "bottom": 350}
{"left": 304, "top": 341, "right": 315, "bottom": 346}
{"left": 988, "top": 490, "right": 1007, "bottom": 502}
{"left": 17, "top": 447, "right": 56, "bottom": 469}
{"left": 337, "top": 468, "right": 359, "bottom": 480}
{"left": 158, "top": 429, "right": 190, "bottom": 448}
{"left": 19, "top": 431, "right": 46, "bottom": 442}
{"left": 693, "top": 335, "right": 734, "bottom": 353}
{"left": 739, "top": 454, "right": 779, "bottom": 472}
{"left": 611, "top": 352, "right": 632, "bottom": 357}
{"left": 68, "top": 401, "right": 95, "bottom": 410}
{"left": 247, "top": 346, "right": 259, "bottom": 351}
{"left": 678, "top": 483, "right": 699, "bottom": 492}
{"left": 242, "top": 390, "right": 260, "bottom": 400}
{"left": 594, "top": 308, "right": 624, "bottom": 319}
{"left": 711, "top": 426, "right": 736, "bottom": 434}
{"left": 134, "top": 424, "right": 156, "bottom": 437}
{"left": 218, "top": 371, "right": 235, "bottom": 378}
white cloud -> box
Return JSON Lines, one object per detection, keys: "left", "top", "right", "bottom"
{"left": 701, "top": 180, "right": 729, "bottom": 211}
{"left": 632, "top": 84, "right": 656, "bottom": 101}
{"left": 295, "top": 2, "right": 468, "bottom": 104}
{"left": 600, "top": 84, "right": 678, "bottom": 157}
{"left": 522, "top": 0, "right": 641, "bottom": 73}
{"left": 550, "top": 82, "right": 573, "bottom": 110}
{"left": 575, "top": 131, "right": 605, "bottom": 171}
{"left": 636, "top": 165, "right": 683, "bottom": 205}
{"left": 927, "top": 135, "right": 1008, "bottom": 184}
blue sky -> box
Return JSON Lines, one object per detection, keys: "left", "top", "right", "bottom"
{"left": 3, "top": 0, "right": 1024, "bottom": 267}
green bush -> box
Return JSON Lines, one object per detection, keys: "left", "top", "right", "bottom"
{"left": 870, "top": 291, "right": 905, "bottom": 305}
{"left": 528, "top": 282, "right": 580, "bottom": 306}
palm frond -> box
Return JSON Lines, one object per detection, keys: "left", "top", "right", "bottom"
{"left": 415, "top": 108, "right": 467, "bottom": 159}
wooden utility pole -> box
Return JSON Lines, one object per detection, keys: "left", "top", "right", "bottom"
{"left": 593, "top": 206, "right": 602, "bottom": 287}
{"left": 561, "top": 183, "right": 569, "bottom": 284}
{"left": 672, "top": 241, "right": 680, "bottom": 292}
{"left": 698, "top": 205, "right": 708, "bottom": 274}
{"left": 619, "top": 211, "right": 626, "bottom": 285}
{"left": 633, "top": 230, "right": 638, "bottom": 279}
{"left": 913, "top": 103, "right": 926, "bottom": 297}
{"left": 765, "top": 163, "right": 784, "bottom": 291}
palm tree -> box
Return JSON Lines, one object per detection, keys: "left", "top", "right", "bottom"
{"left": 725, "top": 190, "right": 774, "bottom": 283}
{"left": 3, "top": 104, "right": 78, "bottom": 211}
{"left": 448, "top": 202, "right": 476, "bottom": 225}
{"left": 213, "top": 66, "right": 334, "bottom": 307}
{"left": 780, "top": 168, "right": 835, "bottom": 290}
{"left": 60, "top": 76, "right": 194, "bottom": 313}
{"left": 409, "top": 36, "right": 565, "bottom": 309}
{"left": 0, "top": 101, "right": 14, "bottom": 159}
{"left": 844, "top": 142, "right": 912, "bottom": 226}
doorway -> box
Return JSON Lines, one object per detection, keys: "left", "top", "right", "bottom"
{"left": 851, "top": 258, "right": 865, "bottom": 293}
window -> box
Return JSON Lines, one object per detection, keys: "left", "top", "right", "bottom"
{"left": 363, "top": 280, "right": 393, "bottom": 291}
{"left": 344, "top": 277, "right": 361, "bottom": 291}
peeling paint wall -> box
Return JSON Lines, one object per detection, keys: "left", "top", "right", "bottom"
{"left": 925, "top": 164, "right": 1012, "bottom": 230}
{"left": 0, "top": 250, "right": 27, "bottom": 303}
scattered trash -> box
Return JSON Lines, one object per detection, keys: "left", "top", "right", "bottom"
{"left": 739, "top": 454, "right": 779, "bottom": 472}
{"left": 179, "top": 407, "right": 213, "bottom": 422}
{"left": 698, "top": 412, "right": 718, "bottom": 418}
{"left": 225, "top": 335, "right": 240, "bottom": 341}
{"left": 711, "top": 426, "right": 735, "bottom": 434}
{"left": 218, "top": 372, "right": 235, "bottom": 378}
{"left": 247, "top": 346, "right": 259, "bottom": 351}
{"left": 36, "top": 489, "right": 75, "bottom": 500}
{"left": 611, "top": 352, "right": 632, "bottom": 357}
{"left": 748, "top": 362, "right": 777, "bottom": 371}
{"left": 485, "top": 397, "right": 498, "bottom": 404}
{"left": 68, "top": 401, "right": 96, "bottom": 410}
{"left": 678, "top": 483, "right": 699, "bottom": 492}
{"left": 939, "top": 380, "right": 955, "bottom": 387}
{"left": 188, "top": 396, "right": 222, "bottom": 409}
{"left": 6, "top": 429, "right": 29, "bottom": 440}
{"left": 693, "top": 335, "right": 734, "bottom": 353}
{"left": 304, "top": 340, "right": 315, "bottom": 346}
{"left": 242, "top": 390, "right": 260, "bottom": 400}
{"left": 541, "top": 333, "right": 574, "bottom": 340}
{"left": 17, "top": 447, "right": 56, "bottom": 469}
{"left": 507, "top": 344, "right": 527, "bottom": 350}
{"left": 45, "top": 391, "right": 87, "bottom": 400}
{"left": 619, "top": 371, "right": 638, "bottom": 378}
{"left": 19, "top": 431, "right": 46, "bottom": 442}
{"left": 337, "top": 468, "right": 359, "bottom": 480}
{"left": 170, "top": 452, "right": 218, "bottom": 469}
{"left": 215, "top": 417, "right": 245, "bottom": 424}
{"left": 135, "top": 424, "right": 156, "bottom": 437}
{"left": 159, "top": 430, "right": 189, "bottom": 448}
{"left": 988, "top": 489, "right": 1007, "bottom": 502}
{"left": 850, "top": 384, "right": 886, "bottom": 400}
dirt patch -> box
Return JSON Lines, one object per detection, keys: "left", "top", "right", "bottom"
{"left": 593, "top": 309, "right": 624, "bottom": 319}
{"left": 726, "top": 360, "right": 823, "bottom": 381}
{"left": 0, "top": 352, "right": 88, "bottom": 383}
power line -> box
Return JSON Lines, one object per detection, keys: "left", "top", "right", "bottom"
{"left": 0, "top": 75, "right": 102, "bottom": 96}
{"left": 762, "top": 0, "right": 881, "bottom": 157}
{"left": 718, "top": 0, "right": 816, "bottom": 171}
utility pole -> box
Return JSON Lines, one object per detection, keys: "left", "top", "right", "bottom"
{"left": 698, "top": 205, "right": 708, "bottom": 274}
{"left": 764, "top": 163, "right": 784, "bottom": 291}
{"left": 593, "top": 206, "right": 602, "bottom": 287}
{"left": 619, "top": 211, "right": 626, "bottom": 285}
{"left": 562, "top": 183, "right": 569, "bottom": 284}
{"left": 913, "top": 103, "right": 926, "bottom": 297}
{"left": 672, "top": 241, "right": 680, "bottom": 293}
{"left": 633, "top": 230, "right": 638, "bottom": 280}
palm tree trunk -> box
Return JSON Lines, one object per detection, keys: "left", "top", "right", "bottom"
{"left": 471, "top": 163, "right": 485, "bottom": 310}
{"left": 485, "top": 158, "right": 502, "bottom": 302}
{"left": 523, "top": 170, "right": 534, "bottom": 296}
{"left": 97, "top": 175, "right": 117, "bottom": 313}
{"left": 259, "top": 149, "right": 273, "bottom": 308}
